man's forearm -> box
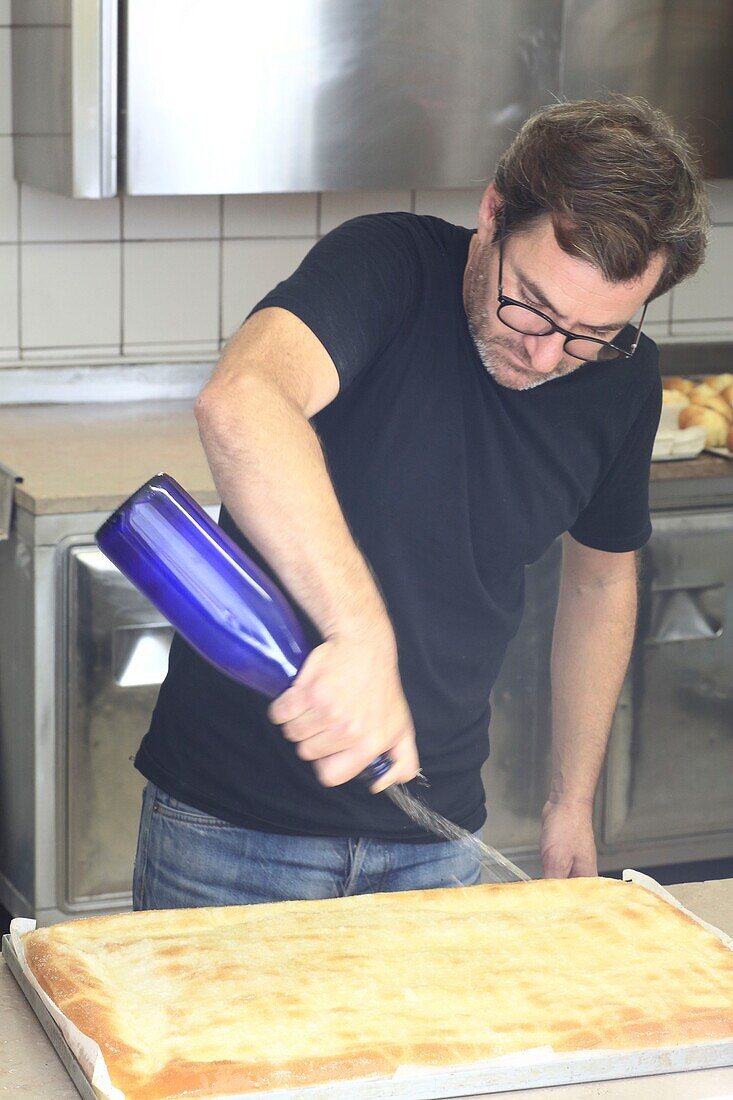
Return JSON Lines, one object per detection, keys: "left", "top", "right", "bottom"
{"left": 195, "top": 374, "right": 393, "bottom": 647}
{"left": 548, "top": 554, "right": 638, "bottom": 806}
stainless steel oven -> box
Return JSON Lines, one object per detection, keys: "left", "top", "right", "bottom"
{"left": 61, "top": 544, "right": 173, "bottom": 910}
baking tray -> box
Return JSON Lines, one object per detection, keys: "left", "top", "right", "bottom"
{"left": 3, "top": 933, "right": 98, "bottom": 1100}
{"left": 4, "top": 872, "right": 733, "bottom": 1100}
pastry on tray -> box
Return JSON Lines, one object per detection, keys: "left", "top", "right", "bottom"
{"left": 20, "top": 877, "right": 733, "bottom": 1100}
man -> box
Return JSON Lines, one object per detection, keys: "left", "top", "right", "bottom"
{"left": 132, "top": 96, "right": 709, "bottom": 910}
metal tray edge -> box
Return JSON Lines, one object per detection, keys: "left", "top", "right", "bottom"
{"left": 4, "top": 914, "right": 733, "bottom": 1100}
{"left": 3, "top": 934, "right": 99, "bottom": 1100}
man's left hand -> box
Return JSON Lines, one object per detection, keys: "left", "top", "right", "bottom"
{"left": 540, "top": 798, "right": 598, "bottom": 878}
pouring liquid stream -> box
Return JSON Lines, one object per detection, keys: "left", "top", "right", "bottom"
{"left": 383, "top": 783, "right": 531, "bottom": 883}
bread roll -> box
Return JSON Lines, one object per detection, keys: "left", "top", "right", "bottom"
{"left": 690, "top": 382, "right": 717, "bottom": 401}
{"left": 721, "top": 383, "right": 733, "bottom": 407}
{"left": 663, "top": 377, "right": 695, "bottom": 395}
{"left": 661, "top": 388, "right": 689, "bottom": 407}
{"left": 728, "top": 423, "right": 733, "bottom": 453}
{"left": 703, "top": 373, "right": 733, "bottom": 392}
{"left": 694, "top": 394, "right": 733, "bottom": 423}
{"left": 679, "top": 404, "right": 730, "bottom": 447}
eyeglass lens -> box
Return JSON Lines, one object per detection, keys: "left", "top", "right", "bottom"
{"left": 497, "top": 303, "right": 630, "bottom": 362}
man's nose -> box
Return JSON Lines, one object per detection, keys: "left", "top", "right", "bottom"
{"left": 524, "top": 332, "right": 567, "bottom": 373}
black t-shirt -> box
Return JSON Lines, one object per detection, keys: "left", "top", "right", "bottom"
{"left": 136, "top": 213, "right": 661, "bottom": 839}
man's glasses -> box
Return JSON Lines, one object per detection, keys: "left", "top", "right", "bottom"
{"left": 496, "top": 239, "right": 647, "bottom": 363}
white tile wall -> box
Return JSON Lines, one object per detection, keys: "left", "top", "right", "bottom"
{"left": 123, "top": 196, "right": 219, "bottom": 241}
{"left": 223, "top": 194, "right": 317, "bottom": 239}
{"left": 21, "top": 185, "right": 120, "bottom": 242}
{"left": 0, "top": 137, "right": 17, "bottom": 241}
{"left": 0, "top": 243, "right": 18, "bottom": 352}
{"left": 221, "top": 237, "right": 316, "bottom": 337}
{"left": 21, "top": 242, "right": 120, "bottom": 352}
{"left": 0, "top": 9, "right": 731, "bottom": 368}
{"left": 672, "top": 227, "right": 733, "bottom": 326}
{"left": 123, "top": 240, "right": 219, "bottom": 353}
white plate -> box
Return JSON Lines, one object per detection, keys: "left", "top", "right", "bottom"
{"left": 652, "top": 425, "right": 706, "bottom": 462}
{"left": 705, "top": 446, "right": 733, "bottom": 460}
{"left": 652, "top": 450, "right": 704, "bottom": 462}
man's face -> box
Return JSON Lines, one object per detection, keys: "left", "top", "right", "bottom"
{"left": 463, "top": 191, "right": 665, "bottom": 392}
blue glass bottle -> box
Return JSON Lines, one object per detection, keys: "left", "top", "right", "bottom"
{"left": 95, "top": 473, "right": 391, "bottom": 783}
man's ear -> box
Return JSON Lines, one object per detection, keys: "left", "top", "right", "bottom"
{"left": 477, "top": 181, "right": 503, "bottom": 244}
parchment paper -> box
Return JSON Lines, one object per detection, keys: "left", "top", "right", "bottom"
{"left": 9, "top": 870, "right": 733, "bottom": 1100}
{"left": 10, "top": 918, "right": 124, "bottom": 1100}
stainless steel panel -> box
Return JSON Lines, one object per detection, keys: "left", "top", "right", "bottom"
{"left": 126, "top": 0, "right": 562, "bottom": 194}
{"left": 71, "top": 0, "right": 118, "bottom": 197}
{"left": 0, "top": 534, "right": 36, "bottom": 912}
{"left": 11, "top": 0, "right": 117, "bottom": 197}
{"left": 561, "top": 0, "right": 733, "bottom": 178}
{"left": 0, "top": 462, "right": 22, "bottom": 541}
{"left": 112, "top": 624, "right": 174, "bottom": 687}
{"left": 64, "top": 546, "right": 171, "bottom": 907}
{"left": 603, "top": 510, "right": 733, "bottom": 847}
{"left": 11, "top": 1, "right": 72, "bottom": 24}
{"left": 482, "top": 538, "right": 563, "bottom": 863}
{"left": 11, "top": 25, "right": 71, "bottom": 136}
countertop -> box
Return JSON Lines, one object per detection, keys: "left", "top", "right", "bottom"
{"left": 1, "top": 401, "right": 732, "bottom": 517}
{"left": 1, "top": 879, "right": 733, "bottom": 1099}
{"left": 0, "top": 401, "right": 217, "bottom": 515}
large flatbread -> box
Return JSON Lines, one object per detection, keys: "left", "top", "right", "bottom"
{"left": 22, "top": 877, "right": 733, "bottom": 1099}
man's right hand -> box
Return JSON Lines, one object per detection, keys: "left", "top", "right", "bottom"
{"left": 267, "top": 629, "right": 420, "bottom": 794}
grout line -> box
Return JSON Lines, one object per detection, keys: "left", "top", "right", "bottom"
{"left": 17, "top": 338, "right": 214, "bottom": 347}
{"left": 217, "top": 194, "right": 224, "bottom": 347}
{"left": 16, "top": 179, "right": 21, "bottom": 349}
{"left": 14, "top": 235, "right": 321, "bottom": 245}
{"left": 119, "top": 196, "right": 125, "bottom": 354}
{"left": 671, "top": 316, "right": 733, "bottom": 324}
{"left": 20, "top": 235, "right": 222, "bottom": 245}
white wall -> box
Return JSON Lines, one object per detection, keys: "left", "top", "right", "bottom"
{"left": 1, "top": 6, "right": 732, "bottom": 366}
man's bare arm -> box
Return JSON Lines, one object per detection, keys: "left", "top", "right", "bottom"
{"left": 541, "top": 534, "right": 638, "bottom": 876}
{"left": 194, "top": 307, "right": 419, "bottom": 791}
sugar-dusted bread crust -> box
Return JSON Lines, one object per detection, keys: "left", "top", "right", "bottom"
{"left": 22, "top": 877, "right": 733, "bottom": 1100}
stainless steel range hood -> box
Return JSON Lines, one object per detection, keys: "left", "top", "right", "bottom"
{"left": 10, "top": 0, "right": 733, "bottom": 198}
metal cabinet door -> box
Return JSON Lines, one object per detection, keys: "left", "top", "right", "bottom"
{"left": 63, "top": 545, "right": 173, "bottom": 910}
{"left": 125, "top": 0, "right": 562, "bottom": 194}
{"left": 603, "top": 511, "right": 733, "bottom": 848}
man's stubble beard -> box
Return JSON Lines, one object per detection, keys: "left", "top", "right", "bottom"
{"left": 464, "top": 242, "right": 580, "bottom": 391}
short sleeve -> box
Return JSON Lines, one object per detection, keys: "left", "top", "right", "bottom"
{"left": 248, "top": 214, "right": 419, "bottom": 391}
{"left": 569, "top": 374, "right": 662, "bottom": 553}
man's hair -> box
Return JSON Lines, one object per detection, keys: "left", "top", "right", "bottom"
{"left": 493, "top": 95, "right": 710, "bottom": 300}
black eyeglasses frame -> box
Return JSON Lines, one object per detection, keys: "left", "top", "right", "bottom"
{"left": 496, "top": 238, "right": 648, "bottom": 363}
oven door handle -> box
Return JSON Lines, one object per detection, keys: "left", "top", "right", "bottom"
{"left": 112, "top": 623, "right": 174, "bottom": 687}
{"left": 645, "top": 585, "right": 723, "bottom": 645}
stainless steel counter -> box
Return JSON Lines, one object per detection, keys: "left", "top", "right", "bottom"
{"left": 1, "top": 878, "right": 732, "bottom": 1099}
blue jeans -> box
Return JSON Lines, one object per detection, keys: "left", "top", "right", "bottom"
{"left": 133, "top": 782, "right": 483, "bottom": 910}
